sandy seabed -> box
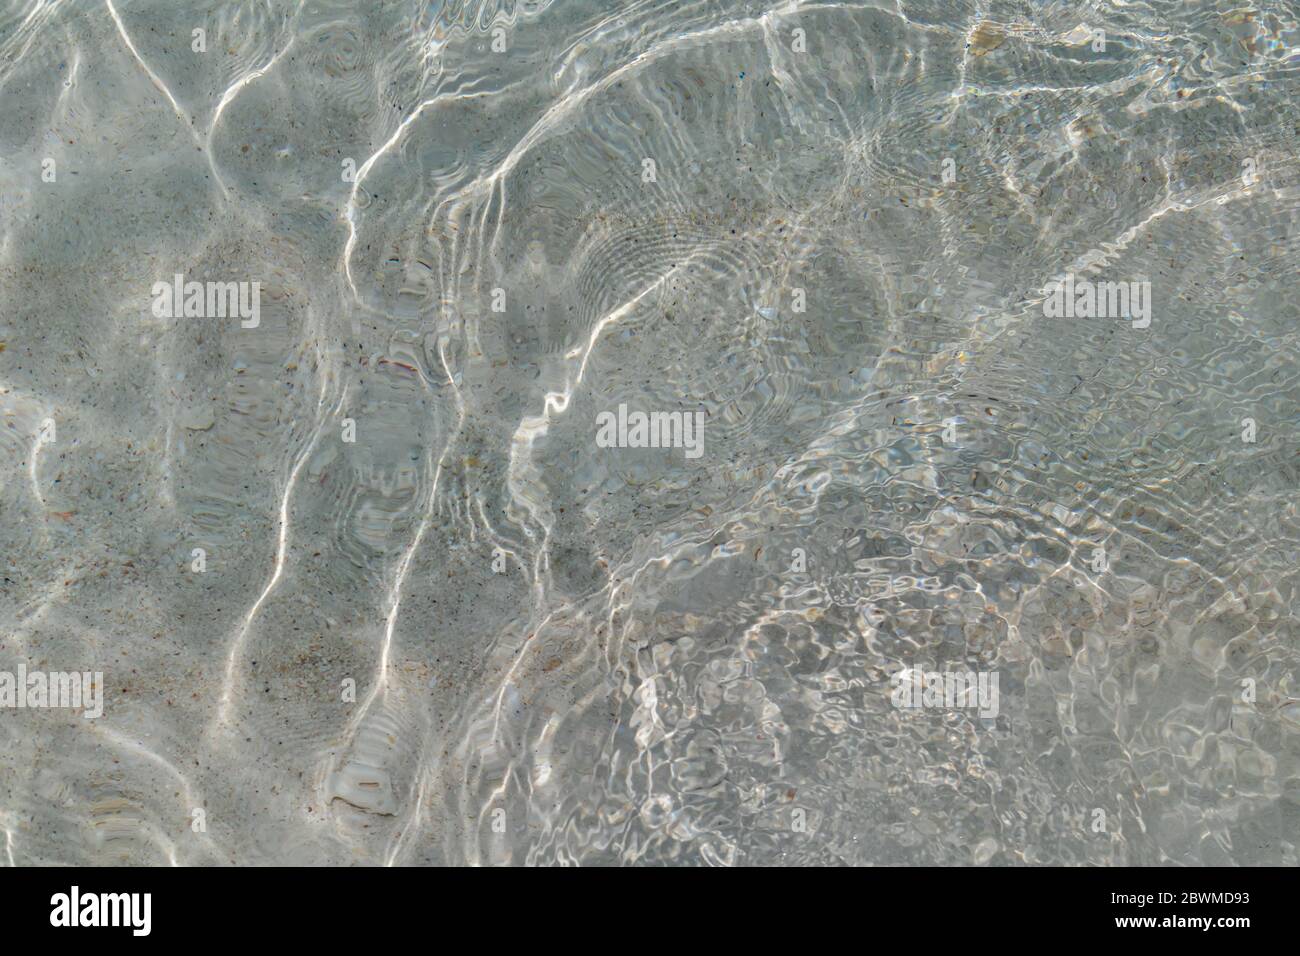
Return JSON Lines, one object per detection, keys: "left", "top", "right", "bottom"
{"left": 0, "top": 0, "right": 1297, "bottom": 865}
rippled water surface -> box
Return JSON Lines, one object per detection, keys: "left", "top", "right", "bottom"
{"left": 0, "top": 0, "right": 1297, "bottom": 865}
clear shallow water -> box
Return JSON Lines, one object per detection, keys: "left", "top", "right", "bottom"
{"left": 0, "top": 0, "right": 1297, "bottom": 866}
